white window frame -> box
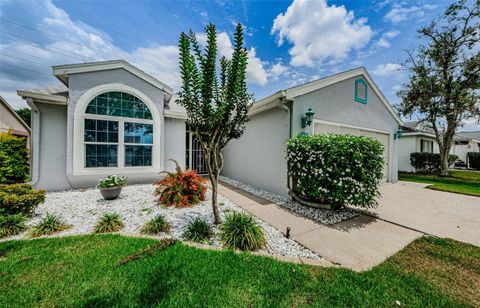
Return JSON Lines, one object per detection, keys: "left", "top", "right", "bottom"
{"left": 73, "top": 83, "right": 161, "bottom": 176}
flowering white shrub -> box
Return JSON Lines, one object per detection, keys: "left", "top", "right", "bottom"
{"left": 97, "top": 175, "right": 127, "bottom": 189}
{"left": 286, "top": 134, "right": 384, "bottom": 208}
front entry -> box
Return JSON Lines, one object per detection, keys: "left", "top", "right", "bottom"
{"left": 185, "top": 125, "right": 208, "bottom": 174}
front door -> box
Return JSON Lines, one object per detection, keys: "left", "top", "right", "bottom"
{"left": 186, "top": 125, "right": 208, "bottom": 174}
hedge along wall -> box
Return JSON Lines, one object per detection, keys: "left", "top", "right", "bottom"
{"left": 467, "top": 152, "right": 480, "bottom": 170}
{"left": 410, "top": 152, "right": 458, "bottom": 173}
{"left": 0, "top": 132, "right": 29, "bottom": 184}
{"left": 286, "top": 134, "right": 385, "bottom": 208}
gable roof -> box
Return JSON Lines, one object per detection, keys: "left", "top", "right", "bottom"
{"left": 456, "top": 131, "right": 480, "bottom": 142}
{"left": 52, "top": 60, "right": 174, "bottom": 97}
{"left": 0, "top": 95, "right": 30, "bottom": 132}
{"left": 250, "top": 67, "right": 403, "bottom": 125}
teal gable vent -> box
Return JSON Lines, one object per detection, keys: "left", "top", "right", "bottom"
{"left": 354, "top": 78, "right": 368, "bottom": 104}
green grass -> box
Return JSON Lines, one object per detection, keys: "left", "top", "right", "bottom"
{"left": 399, "top": 170, "right": 480, "bottom": 197}
{"left": 1, "top": 235, "right": 478, "bottom": 307}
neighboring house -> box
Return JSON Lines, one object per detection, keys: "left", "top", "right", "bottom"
{"left": 452, "top": 131, "right": 480, "bottom": 166}
{"left": 0, "top": 95, "right": 30, "bottom": 148}
{"left": 397, "top": 121, "right": 439, "bottom": 172}
{"left": 222, "top": 67, "right": 402, "bottom": 196}
{"left": 18, "top": 61, "right": 402, "bottom": 195}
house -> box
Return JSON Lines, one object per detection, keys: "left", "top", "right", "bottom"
{"left": 222, "top": 67, "right": 402, "bottom": 196}
{"left": 17, "top": 61, "right": 402, "bottom": 195}
{"left": 452, "top": 131, "right": 480, "bottom": 167}
{"left": 397, "top": 121, "right": 439, "bottom": 172}
{"left": 0, "top": 95, "right": 30, "bottom": 148}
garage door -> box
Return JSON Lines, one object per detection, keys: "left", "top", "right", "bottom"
{"left": 314, "top": 122, "right": 390, "bottom": 181}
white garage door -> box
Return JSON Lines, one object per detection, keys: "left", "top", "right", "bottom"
{"left": 313, "top": 122, "right": 390, "bottom": 181}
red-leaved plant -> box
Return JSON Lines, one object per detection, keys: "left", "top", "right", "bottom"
{"left": 154, "top": 160, "right": 207, "bottom": 208}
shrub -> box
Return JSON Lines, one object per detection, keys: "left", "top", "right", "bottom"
{"left": 182, "top": 217, "right": 213, "bottom": 243}
{"left": 0, "top": 214, "right": 27, "bottom": 238}
{"left": 154, "top": 160, "right": 207, "bottom": 208}
{"left": 94, "top": 213, "right": 124, "bottom": 234}
{"left": 220, "top": 212, "right": 266, "bottom": 251}
{"left": 0, "top": 183, "right": 45, "bottom": 216}
{"left": 97, "top": 175, "right": 127, "bottom": 188}
{"left": 0, "top": 132, "right": 29, "bottom": 184}
{"left": 467, "top": 152, "right": 480, "bottom": 171}
{"left": 410, "top": 152, "right": 459, "bottom": 173}
{"left": 286, "top": 134, "right": 384, "bottom": 208}
{"left": 29, "top": 213, "right": 69, "bottom": 237}
{"left": 141, "top": 214, "right": 170, "bottom": 234}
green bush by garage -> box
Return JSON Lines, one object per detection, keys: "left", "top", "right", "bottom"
{"left": 286, "top": 134, "right": 384, "bottom": 208}
{"left": 0, "top": 132, "right": 29, "bottom": 184}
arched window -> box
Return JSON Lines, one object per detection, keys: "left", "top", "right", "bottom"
{"left": 83, "top": 91, "right": 154, "bottom": 168}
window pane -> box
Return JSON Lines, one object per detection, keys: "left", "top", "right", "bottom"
{"left": 84, "top": 119, "right": 118, "bottom": 143}
{"left": 125, "top": 145, "right": 152, "bottom": 167}
{"left": 85, "top": 144, "right": 117, "bottom": 167}
{"left": 124, "top": 122, "right": 153, "bottom": 144}
{"left": 85, "top": 91, "right": 153, "bottom": 120}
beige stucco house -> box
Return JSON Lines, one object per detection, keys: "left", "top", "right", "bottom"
{"left": 0, "top": 95, "right": 30, "bottom": 148}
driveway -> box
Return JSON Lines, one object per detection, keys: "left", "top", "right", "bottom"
{"left": 369, "top": 181, "right": 480, "bottom": 247}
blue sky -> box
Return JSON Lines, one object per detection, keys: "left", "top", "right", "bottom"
{"left": 3, "top": 0, "right": 476, "bottom": 129}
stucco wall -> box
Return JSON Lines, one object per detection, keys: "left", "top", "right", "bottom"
{"left": 34, "top": 103, "right": 70, "bottom": 190}
{"left": 0, "top": 102, "right": 28, "bottom": 135}
{"left": 398, "top": 135, "right": 439, "bottom": 172}
{"left": 222, "top": 107, "right": 290, "bottom": 196}
{"left": 451, "top": 142, "right": 479, "bottom": 163}
{"left": 291, "top": 76, "right": 399, "bottom": 182}
{"left": 66, "top": 69, "right": 166, "bottom": 188}
{"left": 164, "top": 117, "right": 186, "bottom": 171}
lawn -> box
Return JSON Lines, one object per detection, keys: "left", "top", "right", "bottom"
{"left": 1, "top": 235, "right": 479, "bottom": 307}
{"left": 399, "top": 169, "right": 480, "bottom": 197}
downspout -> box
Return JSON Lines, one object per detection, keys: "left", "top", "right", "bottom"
{"left": 277, "top": 99, "right": 293, "bottom": 191}
{"left": 26, "top": 97, "right": 40, "bottom": 186}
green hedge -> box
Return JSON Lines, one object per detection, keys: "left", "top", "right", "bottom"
{"left": 0, "top": 183, "right": 45, "bottom": 216}
{"left": 0, "top": 132, "right": 29, "bottom": 184}
{"left": 467, "top": 152, "right": 480, "bottom": 170}
{"left": 286, "top": 134, "right": 385, "bottom": 208}
{"left": 410, "top": 152, "right": 458, "bottom": 173}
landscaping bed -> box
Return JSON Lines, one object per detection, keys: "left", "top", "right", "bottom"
{"left": 1, "top": 235, "right": 478, "bottom": 307}
{"left": 0, "top": 184, "right": 320, "bottom": 259}
{"left": 220, "top": 176, "right": 359, "bottom": 225}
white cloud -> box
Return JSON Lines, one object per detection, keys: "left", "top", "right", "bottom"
{"left": 372, "top": 63, "right": 402, "bottom": 76}
{"left": 374, "top": 30, "right": 400, "bottom": 48}
{"left": 271, "top": 0, "right": 373, "bottom": 67}
{"left": 384, "top": 4, "right": 437, "bottom": 24}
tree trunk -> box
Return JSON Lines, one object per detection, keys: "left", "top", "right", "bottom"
{"left": 439, "top": 148, "right": 450, "bottom": 176}
{"left": 204, "top": 147, "right": 221, "bottom": 224}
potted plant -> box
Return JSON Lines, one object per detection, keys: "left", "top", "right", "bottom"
{"left": 97, "top": 175, "right": 127, "bottom": 200}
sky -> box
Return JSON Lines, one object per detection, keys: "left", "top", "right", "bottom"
{"left": 0, "top": 0, "right": 478, "bottom": 130}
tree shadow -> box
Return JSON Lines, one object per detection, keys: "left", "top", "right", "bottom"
{"left": 328, "top": 214, "right": 377, "bottom": 232}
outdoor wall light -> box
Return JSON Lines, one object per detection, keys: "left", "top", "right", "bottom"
{"left": 301, "top": 108, "right": 315, "bottom": 129}
{"left": 394, "top": 128, "right": 403, "bottom": 140}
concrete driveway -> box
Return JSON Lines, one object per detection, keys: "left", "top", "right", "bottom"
{"left": 369, "top": 181, "right": 480, "bottom": 247}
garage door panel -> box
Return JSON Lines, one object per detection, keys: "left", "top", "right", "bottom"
{"left": 314, "top": 122, "right": 389, "bottom": 181}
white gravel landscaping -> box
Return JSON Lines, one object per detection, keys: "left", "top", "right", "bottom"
{"left": 1, "top": 184, "right": 321, "bottom": 260}
{"left": 220, "top": 176, "right": 359, "bottom": 225}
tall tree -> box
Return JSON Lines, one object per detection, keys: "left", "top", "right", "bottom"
{"left": 397, "top": 0, "right": 480, "bottom": 175}
{"left": 178, "top": 23, "right": 252, "bottom": 224}
{"left": 15, "top": 107, "right": 31, "bottom": 127}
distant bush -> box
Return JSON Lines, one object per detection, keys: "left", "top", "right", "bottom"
{"left": 154, "top": 160, "right": 207, "bottom": 208}
{"left": 286, "top": 134, "right": 384, "bottom": 208}
{"left": 220, "top": 212, "right": 266, "bottom": 251}
{"left": 0, "top": 132, "right": 29, "bottom": 184}
{"left": 0, "top": 214, "right": 27, "bottom": 238}
{"left": 94, "top": 213, "right": 124, "bottom": 234}
{"left": 410, "top": 152, "right": 458, "bottom": 173}
{"left": 0, "top": 183, "right": 45, "bottom": 216}
{"left": 467, "top": 152, "right": 480, "bottom": 171}
{"left": 141, "top": 214, "right": 170, "bottom": 235}
{"left": 29, "top": 213, "right": 69, "bottom": 237}
{"left": 182, "top": 217, "right": 213, "bottom": 243}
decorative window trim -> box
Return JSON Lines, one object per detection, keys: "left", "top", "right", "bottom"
{"left": 354, "top": 78, "right": 368, "bottom": 104}
{"left": 73, "top": 83, "right": 161, "bottom": 176}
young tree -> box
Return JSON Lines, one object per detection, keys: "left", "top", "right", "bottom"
{"left": 15, "top": 107, "right": 31, "bottom": 127}
{"left": 178, "top": 23, "right": 252, "bottom": 224}
{"left": 397, "top": 0, "right": 480, "bottom": 176}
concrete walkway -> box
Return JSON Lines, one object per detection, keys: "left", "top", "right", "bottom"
{"left": 370, "top": 181, "right": 480, "bottom": 247}
{"left": 219, "top": 180, "right": 480, "bottom": 271}
{"left": 218, "top": 182, "right": 422, "bottom": 271}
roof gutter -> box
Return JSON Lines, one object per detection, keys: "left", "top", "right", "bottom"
{"left": 25, "top": 98, "right": 40, "bottom": 187}
{"left": 249, "top": 90, "right": 286, "bottom": 116}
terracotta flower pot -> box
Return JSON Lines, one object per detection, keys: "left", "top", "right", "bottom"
{"left": 100, "top": 186, "right": 122, "bottom": 200}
